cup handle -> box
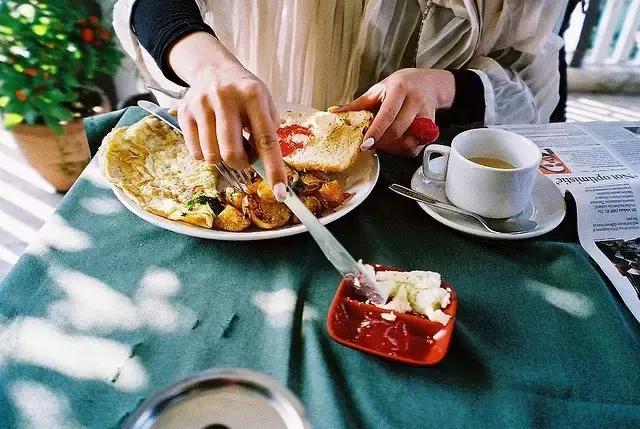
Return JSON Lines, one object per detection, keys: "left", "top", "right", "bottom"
{"left": 422, "top": 144, "right": 450, "bottom": 181}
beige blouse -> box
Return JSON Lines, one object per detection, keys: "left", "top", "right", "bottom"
{"left": 113, "top": 0, "right": 567, "bottom": 125}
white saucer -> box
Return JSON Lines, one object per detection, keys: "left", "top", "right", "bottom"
{"left": 409, "top": 158, "right": 566, "bottom": 240}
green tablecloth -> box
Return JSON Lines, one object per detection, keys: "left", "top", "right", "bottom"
{"left": 1, "top": 108, "right": 639, "bottom": 428}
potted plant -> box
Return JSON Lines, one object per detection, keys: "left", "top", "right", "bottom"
{"left": 0, "top": 0, "right": 122, "bottom": 191}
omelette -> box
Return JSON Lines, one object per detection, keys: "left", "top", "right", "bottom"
{"left": 99, "top": 115, "right": 219, "bottom": 228}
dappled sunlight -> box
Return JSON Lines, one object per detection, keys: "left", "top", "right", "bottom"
{"left": 0, "top": 207, "right": 38, "bottom": 244}
{"left": 0, "top": 243, "right": 19, "bottom": 265}
{"left": 135, "top": 267, "right": 196, "bottom": 332}
{"left": 527, "top": 281, "right": 595, "bottom": 318}
{"left": 138, "top": 267, "right": 180, "bottom": 296}
{"left": 79, "top": 197, "right": 123, "bottom": 215}
{"left": 9, "top": 380, "right": 85, "bottom": 429}
{"left": 252, "top": 289, "right": 317, "bottom": 328}
{"left": 0, "top": 180, "right": 56, "bottom": 221}
{"left": 39, "top": 214, "right": 92, "bottom": 252}
{"left": 0, "top": 317, "right": 148, "bottom": 392}
{"left": 567, "top": 97, "right": 640, "bottom": 122}
{"left": 0, "top": 151, "right": 57, "bottom": 194}
{"left": 80, "top": 163, "right": 111, "bottom": 189}
{"left": 47, "top": 266, "right": 195, "bottom": 333}
{"left": 47, "top": 267, "right": 142, "bottom": 332}
{"left": 23, "top": 236, "right": 50, "bottom": 257}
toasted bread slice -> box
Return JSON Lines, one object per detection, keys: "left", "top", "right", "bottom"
{"left": 280, "top": 110, "right": 373, "bottom": 173}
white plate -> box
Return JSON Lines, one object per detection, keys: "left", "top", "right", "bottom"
{"left": 110, "top": 101, "right": 380, "bottom": 241}
{"left": 409, "top": 157, "right": 566, "bottom": 240}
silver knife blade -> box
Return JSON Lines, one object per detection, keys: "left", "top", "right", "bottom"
{"left": 138, "top": 100, "right": 183, "bottom": 134}
{"left": 137, "top": 100, "right": 381, "bottom": 301}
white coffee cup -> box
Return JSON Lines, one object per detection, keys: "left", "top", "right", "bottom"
{"left": 422, "top": 128, "right": 541, "bottom": 219}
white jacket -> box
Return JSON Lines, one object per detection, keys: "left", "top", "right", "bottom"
{"left": 113, "top": 0, "right": 566, "bottom": 125}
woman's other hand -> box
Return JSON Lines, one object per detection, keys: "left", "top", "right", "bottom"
{"left": 335, "top": 69, "right": 455, "bottom": 157}
{"left": 169, "top": 32, "right": 287, "bottom": 200}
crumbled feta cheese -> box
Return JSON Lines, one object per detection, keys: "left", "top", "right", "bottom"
{"left": 380, "top": 312, "right": 397, "bottom": 321}
{"left": 358, "top": 263, "right": 451, "bottom": 325}
{"left": 414, "top": 288, "right": 450, "bottom": 314}
{"left": 425, "top": 309, "right": 451, "bottom": 325}
{"left": 381, "top": 284, "right": 412, "bottom": 313}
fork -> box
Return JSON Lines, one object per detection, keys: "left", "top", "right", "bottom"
{"left": 214, "top": 163, "right": 253, "bottom": 191}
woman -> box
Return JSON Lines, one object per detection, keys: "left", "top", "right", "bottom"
{"left": 113, "top": 0, "right": 566, "bottom": 201}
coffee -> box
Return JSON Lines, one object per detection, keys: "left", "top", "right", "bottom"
{"left": 468, "top": 156, "right": 514, "bottom": 169}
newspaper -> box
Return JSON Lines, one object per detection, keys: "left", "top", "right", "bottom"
{"left": 497, "top": 121, "right": 640, "bottom": 323}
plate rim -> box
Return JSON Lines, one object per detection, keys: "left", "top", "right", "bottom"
{"left": 110, "top": 153, "right": 380, "bottom": 241}
{"left": 410, "top": 166, "right": 566, "bottom": 240}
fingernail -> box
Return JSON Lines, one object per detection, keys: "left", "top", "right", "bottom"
{"left": 328, "top": 105, "right": 343, "bottom": 113}
{"left": 274, "top": 182, "right": 288, "bottom": 202}
{"left": 360, "top": 137, "right": 374, "bottom": 151}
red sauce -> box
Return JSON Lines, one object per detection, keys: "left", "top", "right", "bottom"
{"left": 277, "top": 124, "right": 313, "bottom": 156}
{"left": 332, "top": 297, "right": 435, "bottom": 361}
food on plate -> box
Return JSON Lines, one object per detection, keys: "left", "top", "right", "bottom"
{"left": 213, "top": 204, "right": 251, "bottom": 232}
{"left": 279, "top": 110, "right": 373, "bottom": 172}
{"left": 356, "top": 262, "right": 452, "bottom": 325}
{"left": 242, "top": 193, "right": 291, "bottom": 229}
{"left": 100, "top": 109, "right": 365, "bottom": 233}
{"left": 99, "top": 115, "right": 219, "bottom": 228}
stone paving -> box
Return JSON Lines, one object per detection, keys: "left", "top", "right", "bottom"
{"left": 1, "top": 93, "right": 639, "bottom": 281}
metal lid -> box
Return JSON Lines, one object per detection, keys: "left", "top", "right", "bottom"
{"left": 123, "top": 369, "right": 311, "bottom": 429}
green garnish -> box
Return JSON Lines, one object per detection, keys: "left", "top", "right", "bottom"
{"left": 186, "top": 192, "right": 224, "bottom": 215}
{"left": 291, "top": 177, "right": 304, "bottom": 193}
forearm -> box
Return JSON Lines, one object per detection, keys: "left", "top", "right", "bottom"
{"left": 132, "top": 0, "right": 220, "bottom": 85}
{"left": 168, "top": 32, "right": 243, "bottom": 86}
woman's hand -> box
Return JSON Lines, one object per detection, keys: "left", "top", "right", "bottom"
{"left": 169, "top": 32, "right": 287, "bottom": 200}
{"left": 334, "top": 68, "right": 455, "bottom": 157}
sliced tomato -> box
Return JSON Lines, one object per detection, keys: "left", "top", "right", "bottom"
{"left": 277, "top": 124, "right": 313, "bottom": 156}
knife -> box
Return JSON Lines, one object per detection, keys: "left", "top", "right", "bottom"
{"left": 137, "top": 101, "right": 383, "bottom": 303}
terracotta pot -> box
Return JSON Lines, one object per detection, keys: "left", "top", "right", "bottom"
{"left": 10, "top": 90, "right": 110, "bottom": 192}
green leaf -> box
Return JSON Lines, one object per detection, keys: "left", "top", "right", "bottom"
{"left": 3, "top": 112, "right": 23, "bottom": 127}
{"left": 0, "top": 96, "right": 8, "bottom": 107}
{"left": 43, "top": 115, "right": 63, "bottom": 135}
{"left": 23, "top": 108, "right": 39, "bottom": 124}
{"left": 31, "top": 24, "right": 47, "bottom": 36}
{"left": 49, "top": 105, "right": 72, "bottom": 121}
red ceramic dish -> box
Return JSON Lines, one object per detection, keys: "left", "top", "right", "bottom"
{"left": 326, "top": 265, "right": 458, "bottom": 366}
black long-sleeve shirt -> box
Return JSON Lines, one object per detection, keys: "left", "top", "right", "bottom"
{"left": 131, "top": 0, "right": 485, "bottom": 125}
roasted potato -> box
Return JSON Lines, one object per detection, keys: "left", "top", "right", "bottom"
{"left": 297, "top": 172, "right": 326, "bottom": 194}
{"left": 242, "top": 194, "right": 291, "bottom": 229}
{"left": 213, "top": 205, "right": 251, "bottom": 232}
{"left": 318, "top": 180, "right": 349, "bottom": 208}
{"left": 223, "top": 186, "right": 245, "bottom": 210}
{"left": 256, "top": 179, "right": 276, "bottom": 202}
{"left": 244, "top": 179, "right": 262, "bottom": 195}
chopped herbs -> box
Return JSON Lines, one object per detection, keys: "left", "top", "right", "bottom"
{"left": 186, "top": 192, "right": 224, "bottom": 215}
{"left": 291, "top": 177, "right": 304, "bottom": 193}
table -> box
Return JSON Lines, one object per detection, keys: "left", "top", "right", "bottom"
{"left": 1, "top": 108, "right": 639, "bottom": 428}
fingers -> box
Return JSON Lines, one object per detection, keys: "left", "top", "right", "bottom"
{"left": 332, "top": 83, "right": 386, "bottom": 113}
{"left": 362, "top": 84, "right": 405, "bottom": 144}
{"left": 214, "top": 99, "right": 249, "bottom": 169}
{"left": 375, "top": 99, "right": 420, "bottom": 152}
{"left": 268, "top": 97, "right": 281, "bottom": 130}
{"left": 245, "top": 89, "right": 287, "bottom": 196}
{"left": 178, "top": 103, "right": 204, "bottom": 160}
{"left": 193, "top": 96, "right": 221, "bottom": 164}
